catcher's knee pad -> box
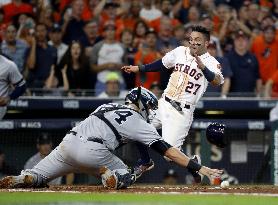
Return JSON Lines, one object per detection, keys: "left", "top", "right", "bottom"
{"left": 21, "top": 169, "right": 48, "bottom": 188}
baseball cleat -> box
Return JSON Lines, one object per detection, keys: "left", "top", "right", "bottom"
{"left": 100, "top": 167, "right": 118, "bottom": 189}
{"left": 187, "top": 155, "right": 203, "bottom": 184}
{"left": 133, "top": 159, "right": 154, "bottom": 179}
{"left": 0, "top": 175, "right": 34, "bottom": 189}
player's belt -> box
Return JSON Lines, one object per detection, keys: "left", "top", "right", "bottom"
{"left": 164, "top": 96, "right": 190, "bottom": 111}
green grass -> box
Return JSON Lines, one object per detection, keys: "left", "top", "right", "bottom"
{"left": 0, "top": 192, "right": 277, "bottom": 205}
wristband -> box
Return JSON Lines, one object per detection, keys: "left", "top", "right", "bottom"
{"left": 202, "top": 67, "right": 215, "bottom": 82}
{"left": 187, "top": 159, "right": 202, "bottom": 172}
{"left": 138, "top": 65, "right": 146, "bottom": 72}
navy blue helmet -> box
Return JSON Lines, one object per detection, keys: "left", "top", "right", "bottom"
{"left": 206, "top": 123, "right": 226, "bottom": 148}
{"left": 125, "top": 87, "right": 158, "bottom": 121}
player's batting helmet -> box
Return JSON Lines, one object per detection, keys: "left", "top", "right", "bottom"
{"left": 125, "top": 87, "right": 158, "bottom": 121}
{"left": 206, "top": 123, "right": 226, "bottom": 148}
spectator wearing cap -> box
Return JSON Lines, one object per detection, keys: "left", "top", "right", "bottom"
{"left": 251, "top": 25, "right": 278, "bottom": 97}
{"left": 199, "top": 13, "right": 223, "bottom": 57}
{"left": 26, "top": 23, "right": 57, "bottom": 89}
{"left": 120, "top": 29, "right": 137, "bottom": 89}
{"left": 2, "top": 0, "right": 33, "bottom": 23}
{"left": 90, "top": 21, "right": 125, "bottom": 95}
{"left": 1, "top": 24, "right": 29, "bottom": 73}
{"left": 0, "top": 149, "right": 18, "bottom": 178}
{"left": 62, "top": 0, "right": 86, "bottom": 44}
{"left": 225, "top": 30, "right": 262, "bottom": 95}
{"left": 139, "top": 0, "right": 162, "bottom": 22}
{"left": 98, "top": 71, "right": 127, "bottom": 98}
{"left": 206, "top": 40, "right": 233, "bottom": 98}
{"left": 24, "top": 134, "right": 66, "bottom": 185}
{"left": 134, "top": 28, "right": 161, "bottom": 89}
{"left": 48, "top": 24, "right": 68, "bottom": 64}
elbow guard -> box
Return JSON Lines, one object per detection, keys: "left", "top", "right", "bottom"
{"left": 150, "top": 140, "right": 172, "bottom": 156}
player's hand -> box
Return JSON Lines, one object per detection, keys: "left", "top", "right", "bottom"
{"left": 199, "top": 166, "right": 223, "bottom": 181}
{"left": 194, "top": 54, "right": 205, "bottom": 70}
{"left": 121, "top": 65, "right": 140, "bottom": 73}
{"left": 0, "top": 96, "right": 11, "bottom": 106}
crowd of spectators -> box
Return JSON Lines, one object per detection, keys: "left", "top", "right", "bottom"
{"left": 0, "top": 0, "right": 277, "bottom": 98}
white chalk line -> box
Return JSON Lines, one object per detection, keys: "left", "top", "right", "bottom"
{"left": 1, "top": 189, "right": 278, "bottom": 197}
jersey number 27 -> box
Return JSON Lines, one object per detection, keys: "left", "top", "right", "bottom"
{"left": 185, "top": 81, "right": 201, "bottom": 95}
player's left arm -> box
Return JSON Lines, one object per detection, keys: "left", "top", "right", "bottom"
{"left": 150, "top": 140, "right": 223, "bottom": 180}
{"left": 194, "top": 54, "right": 224, "bottom": 86}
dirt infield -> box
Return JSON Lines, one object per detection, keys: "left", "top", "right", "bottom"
{"left": 2, "top": 185, "right": 275, "bottom": 194}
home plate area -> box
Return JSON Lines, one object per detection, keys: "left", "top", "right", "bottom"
{"left": 2, "top": 185, "right": 278, "bottom": 196}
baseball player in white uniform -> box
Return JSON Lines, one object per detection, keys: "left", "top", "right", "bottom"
{"left": 0, "top": 87, "right": 222, "bottom": 189}
{"left": 0, "top": 55, "right": 26, "bottom": 120}
{"left": 122, "top": 25, "right": 224, "bottom": 182}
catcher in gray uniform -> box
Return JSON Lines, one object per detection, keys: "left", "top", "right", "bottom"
{"left": 0, "top": 55, "right": 26, "bottom": 119}
{"left": 0, "top": 87, "right": 222, "bottom": 189}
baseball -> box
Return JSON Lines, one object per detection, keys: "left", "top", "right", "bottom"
{"left": 220, "top": 180, "right": 230, "bottom": 188}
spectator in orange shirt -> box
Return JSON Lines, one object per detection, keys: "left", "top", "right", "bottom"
{"left": 2, "top": 0, "right": 33, "bottom": 23}
{"left": 134, "top": 29, "right": 161, "bottom": 89}
{"left": 264, "top": 71, "right": 278, "bottom": 97}
{"left": 60, "top": 0, "right": 104, "bottom": 21}
{"left": 251, "top": 25, "right": 278, "bottom": 85}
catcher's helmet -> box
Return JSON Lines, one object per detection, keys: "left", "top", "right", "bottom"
{"left": 206, "top": 123, "right": 226, "bottom": 148}
{"left": 125, "top": 87, "right": 158, "bottom": 121}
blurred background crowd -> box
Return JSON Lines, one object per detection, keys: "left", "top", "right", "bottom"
{"left": 0, "top": 0, "right": 277, "bottom": 98}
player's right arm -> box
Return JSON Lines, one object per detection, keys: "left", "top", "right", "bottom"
{"left": 121, "top": 47, "right": 179, "bottom": 73}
